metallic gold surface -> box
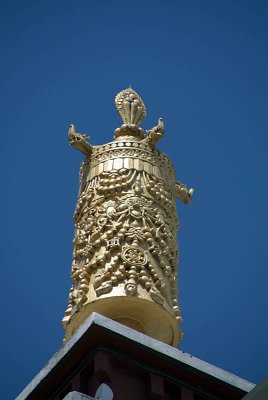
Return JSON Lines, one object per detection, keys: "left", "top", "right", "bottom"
{"left": 63, "top": 88, "right": 193, "bottom": 346}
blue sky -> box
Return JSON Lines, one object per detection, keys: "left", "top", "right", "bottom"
{"left": 1, "top": 1, "right": 268, "bottom": 399}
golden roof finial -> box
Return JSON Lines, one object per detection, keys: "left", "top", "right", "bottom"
{"left": 115, "top": 87, "right": 146, "bottom": 126}
{"left": 62, "top": 88, "right": 193, "bottom": 347}
{"left": 114, "top": 88, "right": 147, "bottom": 139}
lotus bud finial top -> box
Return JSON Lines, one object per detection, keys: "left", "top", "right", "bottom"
{"left": 114, "top": 88, "right": 147, "bottom": 139}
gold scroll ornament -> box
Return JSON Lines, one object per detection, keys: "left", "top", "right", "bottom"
{"left": 63, "top": 88, "right": 193, "bottom": 346}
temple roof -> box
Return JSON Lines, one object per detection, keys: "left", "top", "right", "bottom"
{"left": 16, "top": 313, "right": 254, "bottom": 400}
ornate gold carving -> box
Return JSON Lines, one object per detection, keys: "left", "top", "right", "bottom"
{"left": 115, "top": 88, "right": 146, "bottom": 126}
{"left": 63, "top": 88, "right": 193, "bottom": 347}
{"left": 114, "top": 88, "right": 147, "bottom": 139}
{"left": 68, "top": 124, "right": 93, "bottom": 156}
{"left": 175, "top": 181, "right": 194, "bottom": 204}
{"left": 142, "top": 117, "right": 165, "bottom": 146}
{"left": 121, "top": 245, "right": 147, "bottom": 266}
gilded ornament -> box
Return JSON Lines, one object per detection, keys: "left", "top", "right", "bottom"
{"left": 62, "top": 88, "right": 193, "bottom": 347}
{"left": 121, "top": 246, "right": 147, "bottom": 266}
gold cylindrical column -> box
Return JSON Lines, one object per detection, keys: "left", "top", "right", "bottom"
{"left": 62, "top": 88, "right": 193, "bottom": 346}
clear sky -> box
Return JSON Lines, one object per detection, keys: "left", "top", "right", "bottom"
{"left": 1, "top": 1, "right": 267, "bottom": 399}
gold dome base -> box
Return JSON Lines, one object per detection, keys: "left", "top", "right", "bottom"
{"left": 64, "top": 296, "right": 182, "bottom": 347}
